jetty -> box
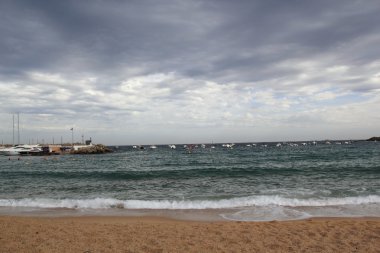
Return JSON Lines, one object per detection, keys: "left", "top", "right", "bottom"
{"left": 70, "top": 144, "right": 112, "bottom": 154}
{"left": 0, "top": 140, "right": 112, "bottom": 156}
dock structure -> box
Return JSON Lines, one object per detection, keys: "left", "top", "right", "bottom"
{"left": 0, "top": 139, "right": 111, "bottom": 156}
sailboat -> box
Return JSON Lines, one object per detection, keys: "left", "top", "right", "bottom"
{"left": 0, "top": 112, "right": 32, "bottom": 155}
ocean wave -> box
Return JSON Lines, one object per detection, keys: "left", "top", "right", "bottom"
{"left": 1, "top": 195, "right": 380, "bottom": 209}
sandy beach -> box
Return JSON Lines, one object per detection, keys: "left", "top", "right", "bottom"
{"left": 0, "top": 216, "right": 379, "bottom": 253}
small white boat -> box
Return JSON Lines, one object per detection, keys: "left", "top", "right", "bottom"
{"left": 169, "top": 145, "right": 176, "bottom": 149}
{"left": 150, "top": 145, "right": 157, "bottom": 149}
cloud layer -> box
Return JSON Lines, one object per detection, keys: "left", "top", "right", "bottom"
{"left": 1, "top": 0, "right": 380, "bottom": 144}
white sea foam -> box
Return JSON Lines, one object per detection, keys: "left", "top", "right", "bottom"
{"left": 0, "top": 195, "right": 379, "bottom": 210}
{"left": 221, "top": 206, "right": 312, "bottom": 221}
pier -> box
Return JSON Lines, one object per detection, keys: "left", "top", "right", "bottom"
{"left": 0, "top": 142, "right": 112, "bottom": 156}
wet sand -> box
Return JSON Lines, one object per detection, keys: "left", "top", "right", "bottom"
{"left": 0, "top": 216, "right": 379, "bottom": 253}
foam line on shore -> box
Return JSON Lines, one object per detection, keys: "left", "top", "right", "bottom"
{"left": 1, "top": 195, "right": 379, "bottom": 209}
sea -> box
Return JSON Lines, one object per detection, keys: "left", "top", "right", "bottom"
{"left": 0, "top": 141, "right": 379, "bottom": 221}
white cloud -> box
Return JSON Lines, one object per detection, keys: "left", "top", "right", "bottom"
{"left": 28, "top": 72, "right": 66, "bottom": 84}
{"left": 314, "top": 91, "right": 338, "bottom": 101}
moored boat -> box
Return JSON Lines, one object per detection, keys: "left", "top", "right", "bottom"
{"left": 0, "top": 145, "right": 41, "bottom": 156}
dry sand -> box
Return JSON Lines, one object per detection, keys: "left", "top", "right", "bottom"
{"left": 0, "top": 216, "right": 379, "bottom": 253}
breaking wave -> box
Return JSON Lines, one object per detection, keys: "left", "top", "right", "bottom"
{"left": 1, "top": 195, "right": 379, "bottom": 210}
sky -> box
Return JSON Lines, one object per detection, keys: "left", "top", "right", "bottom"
{"left": 0, "top": 0, "right": 380, "bottom": 145}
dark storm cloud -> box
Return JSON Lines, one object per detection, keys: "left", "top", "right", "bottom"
{"left": 198, "top": 0, "right": 380, "bottom": 83}
{"left": 2, "top": 0, "right": 380, "bottom": 84}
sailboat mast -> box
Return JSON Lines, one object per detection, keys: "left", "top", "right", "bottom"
{"left": 17, "top": 112, "right": 20, "bottom": 145}
{"left": 12, "top": 114, "right": 15, "bottom": 146}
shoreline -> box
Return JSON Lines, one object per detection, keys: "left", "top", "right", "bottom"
{"left": 1, "top": 206, "right": 379, "bottom": 222}
{"left": 1, "top": 215, "right": 379, "bottom": 252}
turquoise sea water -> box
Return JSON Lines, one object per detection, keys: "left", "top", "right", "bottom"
{"left": 0, "top": 141, "right": 379, "bottom": 221}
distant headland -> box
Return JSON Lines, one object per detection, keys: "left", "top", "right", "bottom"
{"left": 367, "top": 137, "right": 380, "bottom": 141}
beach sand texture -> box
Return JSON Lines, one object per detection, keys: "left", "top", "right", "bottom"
{"left": 1, "top": 216, "right": 379, "bottom": 253}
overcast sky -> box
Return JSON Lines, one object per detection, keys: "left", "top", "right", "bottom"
{"left": 1, "top": 0, "right": 380, "bottom": 145}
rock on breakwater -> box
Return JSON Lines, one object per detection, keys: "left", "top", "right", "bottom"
{"left": 70, "top": 144, "right": 113, "bottom": 154}
{"left": 367, "top": 137, "right": 380, "bottom": 141}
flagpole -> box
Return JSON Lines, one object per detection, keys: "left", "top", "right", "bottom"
{"left": 71, "top": 128, "right": 74, "bottom": 147}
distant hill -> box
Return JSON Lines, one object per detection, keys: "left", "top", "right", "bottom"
{"left": 367, "top": 137, "right": 380, "bottom": 141}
